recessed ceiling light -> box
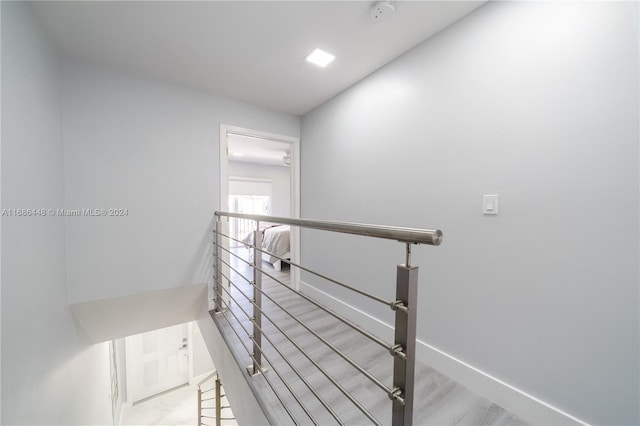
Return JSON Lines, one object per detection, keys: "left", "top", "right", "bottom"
{"left": 305, "top": 48, "right": 335, "bottom": 68}
{"left": 232, "top": 152, "right": 243, "bottom": 157}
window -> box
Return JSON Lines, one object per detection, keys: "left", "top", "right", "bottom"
{"left": 228, "top": 178, "right": 272, "bottom": 246}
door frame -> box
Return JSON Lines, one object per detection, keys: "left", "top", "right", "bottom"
{"left": 219, "top": 124, "right": 301, "bottom": 289}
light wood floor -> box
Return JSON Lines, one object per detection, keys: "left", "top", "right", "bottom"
{"left": 211, "top": 248, "right": 526, "bottom": 426}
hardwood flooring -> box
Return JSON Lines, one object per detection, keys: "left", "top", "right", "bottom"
{"left": 211, "top": 248, "right": 526, "bottom": 426}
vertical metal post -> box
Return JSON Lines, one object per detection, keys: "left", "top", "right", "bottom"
{"left": 215, "top": 376, "right": 222, "bottom": 426}
{"left": 197, "top": 386, "right": 202, "bottom": 426}
{"left": 392, "top": 245, "right": 418, "bottom": 426}
{"left": 249, "top": 221, "right": 263, "bottom": 375}
{"left": 214, "top": 219, "right": 223, "bottom": 313}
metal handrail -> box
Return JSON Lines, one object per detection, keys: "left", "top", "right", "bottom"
{"left": 214, "top": 211, "right": 443, "bottom": 246}
{"left": 212, "top": 212, "right": 443, "bottom": 426}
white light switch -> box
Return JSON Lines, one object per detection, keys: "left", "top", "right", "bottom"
{"left": 482, "top": 194, "right": 499, "bottom": 215}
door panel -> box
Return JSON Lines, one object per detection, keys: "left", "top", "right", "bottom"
{"left": 126, "top": 323, "right": 189, "bottom": 403}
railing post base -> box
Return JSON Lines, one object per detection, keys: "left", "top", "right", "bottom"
{"left": 246, "top": 364, "right": 268, "bottom": 376}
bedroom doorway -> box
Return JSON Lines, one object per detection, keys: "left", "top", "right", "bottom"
{"left": 219, "top": 125, "right": 300, "bottom": 291}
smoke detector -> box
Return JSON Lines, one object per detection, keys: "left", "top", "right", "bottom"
{"left": 370, "top": 1, "right": 395, "bottom": 22}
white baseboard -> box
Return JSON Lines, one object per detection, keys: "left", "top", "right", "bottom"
{"left": 299, "top": 280, "right": 589, "bottom": 426}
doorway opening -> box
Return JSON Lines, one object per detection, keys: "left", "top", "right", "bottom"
{"left": 125, "top": 323, "right": 190, "bottom": 404}
{"left": 121, "top": 322, "right": 213, "bottom": 396}
{"left": 219, "top": 125, "right": 301, "bottom": 291}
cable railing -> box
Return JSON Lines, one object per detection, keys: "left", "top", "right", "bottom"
{"left": 198, "top": 372, "right": 236, "bottom": 426}
{"left": 211, "top": 211, "right": 443, "bottom": 426}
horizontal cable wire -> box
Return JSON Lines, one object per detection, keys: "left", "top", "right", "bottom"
{"left": 225, "top": 277, "right": 347, "bottom": 425}
{"left": 219, "top": 274, "right": 380, "bottom": 426}
{"left": 218, "top": 269, "right": 383, "bottom": 424}
{"left": 256, "top": 245, "right": 393, "bottom": 307}
{"left": 218, "top": 285, "right": 320, "bottom": 426}
{"left": 257, "top": 259, "right": 393, "bottom": 351}
{"left": 213, "top": 238, "right": 399, "bottom": 421}
{"left": 216, "top": 231, "right": 249, "bottom": 248}
{"left": 216, "top": 244, "right": 393, "bottom": 351}
{"left": 215, "top": 300, "right": 300, "bottom": 425}
{"left": 220, "top": 324, "right": 299, "bottom": 425}
{"left": 216, "top": 230, "right": 393, "bottom": 307}
{"left": 218, "top": 257, "right": 254, "bottom": 286}
{"left": 224, "top": 268, "right": 393, "bottom": 404}
{"left": 223, "top": 288, "right": 318, "bottom": 425}
{"left": 216, "top": 242, "right": 253, "bottom": 265}
{"left": 217, "top": 252, "right": 394, "bottom": 400}
{"left": 218, "top": 272, "right": 387, "bottom": 423}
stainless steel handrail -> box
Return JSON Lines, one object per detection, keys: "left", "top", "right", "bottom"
{"left": 215, "top": 211, "right": 443, "bottom": 246}
{"left": 212, "top": 212, "right": 443, "bottom": 426}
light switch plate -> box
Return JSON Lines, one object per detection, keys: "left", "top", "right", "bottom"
{"left": 482, "top": 194, "right": 499, "bottom": 215}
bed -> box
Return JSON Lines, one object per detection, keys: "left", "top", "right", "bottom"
{"left": 241, "top": 224, "right": 291, "bottom": 271}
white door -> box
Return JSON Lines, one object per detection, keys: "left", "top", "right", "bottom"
{"left": 126, "top": 323, "right": 189, "bottom": 403}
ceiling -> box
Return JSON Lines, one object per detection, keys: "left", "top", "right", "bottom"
{"left": 32, "top": 1, "right": 487, "bottom": 116}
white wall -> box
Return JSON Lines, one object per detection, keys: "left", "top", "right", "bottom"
{"left": 191, "top": 321, "right": 215, "bottom": 378}
{"left": 229, "top": 160, "right": 291, "bottom": 217}
{"left": 300, "top": 2, "right": 638, "bottom": 425}
{"left": 61, "top": 62, "right": 300, "bottom": 304}
{"left": 1, "top": 2, "right": 112, "bottom": 424}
